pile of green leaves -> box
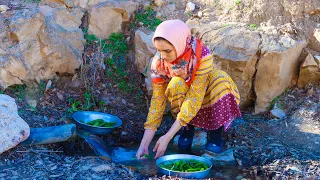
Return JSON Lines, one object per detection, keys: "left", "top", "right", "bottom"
{"left": 85, "top": 119, "right": 116, "bottom": 128}
{"left": 159, "top": 160, "right": 209, "bottom": 172}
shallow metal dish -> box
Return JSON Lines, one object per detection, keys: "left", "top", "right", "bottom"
{"left": 156, "top": 154, "right": 212, "bottom": 179}
{"left": 72, "top": 111, "right": 122, "bottom": 135}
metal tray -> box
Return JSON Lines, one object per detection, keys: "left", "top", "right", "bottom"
{"left": 156, "top": 154, "right": 212, "bottom": 179}
{"left": 72, "top": 111, "right": 122, "bottom": 135}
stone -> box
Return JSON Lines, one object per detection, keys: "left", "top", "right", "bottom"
{"left": 134, "top": 28, "right": 156, "bottom": 74}
{"left": 0, "top": 7, "right": 84, "bottom": 88}
{"left": 315, "top": 55, "right": 320, "bottom": 64}
{"left": 173, "top": 130, "right": 207, "bottom": 148}
{"left": 0, "top": 48, "right": 5, "bottom": 56}
{"left": 314, "top": 28, "right": 320, "bottom": 43}
{"left": 73, "top": 0, "right": 89, "bottom": 9}
{"left": 297, "top": 53, "right": 320, "bottom": 88}
{"left": 91, "top": 164, "right": 112, "bottom": 173}
{"left": 186, "top": 2, "right": 195, "bottom": 12}
{"left": 145, "top": 76, "right": 153, "bottom": 96}
{"left": 0, "top": 94, "right": 30, "bottom": 154}
{"left": 26, "top": 99, "right": 37, "bottom": 109}
{"left": 280, "top": 36, "right": 297, "bottom": 48}
{"left": 255, "top": 36, "right": 307, "bottom": 113}
{"left": 154, "top": 0, "right": 164, "bottom": 7}
{"left": 88, "top": 0, "right": 138, "bottom": 39}
{"left": 1, "top": 56, "right": 29, "bottom": 87}
{"left": 201, "top": 149, "right": 236, "bottom": 167}
{"left": 0, "top": 5, "right": 9, "bottom": 13}
{"left": 63, "top": 0, "right": 74, "bottom": 7}
{"left": 154, "top": 0, "right": 185, "bottom": 10}
{"left": 190, "top": 22, "right": 260, "bottom": 108}
{"left": 166, "top": 3, "right": 176, "bottom": 11}
{"left": 188, "top": 20, "right": 309, "bottom": 113}
{"left": 271, "top": 108, "right": 286, "bottom": 119}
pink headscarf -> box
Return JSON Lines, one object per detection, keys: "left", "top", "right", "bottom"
{"left": 152, "top": 19, "right": 191, "bottom": 57}
{"left": 150, "top": 20, "right": 204, "bottom": 85}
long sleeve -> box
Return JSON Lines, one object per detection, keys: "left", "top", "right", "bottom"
{"left": 144, "top": 82, "right": 168, "bottom": 131}
{"left": 176, "top": 55, "right": 213, "bottom": 126}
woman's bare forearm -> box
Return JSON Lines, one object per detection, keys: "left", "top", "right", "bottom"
{"left": 140, "top": 129, "right": 156, "bottom": 147}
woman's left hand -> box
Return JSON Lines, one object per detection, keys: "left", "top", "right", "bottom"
{"left": 153, "top": 134, "right": 171, "bottom": 159}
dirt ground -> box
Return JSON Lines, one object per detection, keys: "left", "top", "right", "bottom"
{"left": 1, "top": 83, "right": 319, "bottom": 179}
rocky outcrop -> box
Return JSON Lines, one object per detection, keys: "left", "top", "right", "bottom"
{"left": 192, "top": 0, "right": 320, "bottom": 52}
{"left": 298, "top": 53, "right": 320, "bottom": 88}
{"left": 254, "top": 35, "right": 307, "bottom": 113}
{"left": 134, "top": 28, "right": 156, "bottom": 95}
{"left": 0, "top": 6, "right": 84, "bottom": 88}
{"left": 187, "top": 20, "right": 307, "bottom": 113}
{"left": 189, "top": 22, "right": 260, "bottom": 108}
{"left": 88, "top": 0, "right": 138, "bottom": 39}
{"left": 134, "top": 28, "right": 156, "bottom": 74}
{"left": 0, "top": 94, "right": 30, "bottom": 154}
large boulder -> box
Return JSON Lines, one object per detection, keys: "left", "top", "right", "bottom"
{"left": 0, "top": 94, "right": 30, "bottom": 154}
{"left": 88, "top": 0, "right": 138, "bottom": 39}
{"left": 297, "top": 53, "right": 320, "bottom": 88}
{"left": 255, "top": 35, "right": 307, "bottom": 113}
{"left": 189, "top": 21, "right": 260, "bottom": 108}
{"left": 134, "top": 28, "right": 156, "bottom": 74}
{"left": 187, "top": 20, "right": 308, "bottom": 113}
{"left": 0, "top": 6, "right": 84, "bottom": 88}
{"left": 192, "top": 0, "right": 320, "bottom": 51}
{"left": 134, "top": 28, "right": 156, "bottom": 96}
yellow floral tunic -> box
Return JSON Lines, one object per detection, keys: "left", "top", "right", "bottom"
{"left": 144, "top": 46, "right": 241, "bottom": 131}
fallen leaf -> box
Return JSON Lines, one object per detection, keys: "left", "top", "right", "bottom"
{"left": 45, "top": 80, "right": 52, "bottom": 92}
{"left": 72, "top": 74, "right": 78, "bottom": 81}
{"left": 57, "top": 92, "right": 64, "bottom": 101}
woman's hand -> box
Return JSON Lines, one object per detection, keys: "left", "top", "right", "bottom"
{"left": 153, "top": 120, "right": 183, "bottom": 159}
{"left": 136, "top": 129, "right": 156, "bottom": 159}
{"left": 136, "top": 145, "right": 149, "bottom": 159}
{"left": 153, "top": 134, "right": 171, "bottom": 159}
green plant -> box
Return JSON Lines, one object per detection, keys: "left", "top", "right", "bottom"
{"left": 84, "top": 31, "right": 129, "bottom": 59}
{"left": 135, "top": 6, "right": 162, "bottom": 31}
{"left": 222, "top": 24, "right": 232, "bottom": 28}
{"left": 29, "top": 105, "right": 37, "bottom": 112}
{"left": 67, "top": 98, "right": 81, "bottom": 113}
{"left": 39, "top": 80, "right": 46, "bottom": 95}
{"left": 106, "top": 69, "right": 113, "bottom": 78}
{"left": 18, "top": 109, "right": 25, "bottom": 115}
{"left": 14, "top": 85, "right": 25, "bottom": 101}
{"left": 103, "top": 33, "right": 129, "bottom": 58}
{"left": 249, "top": 24, "right": 257, "bottom": 29}
{"left": 118, "top": 80, "right": 129, "bottom": 92}
{"left": 235, "top": 0, "right": 241, "bottom": 5}
{"left": 98, "top": 100, "right": 106, "bottom": 107}
{"left": 83, "top": 91, "right": 94, "bottom": 110}
{"left": 24, "top": 0, "right": 41, "bottom": 3}
{"left": 83, "top": 28, "right": 100, "bottom": 45}
{"left": 268, "top": 95, "right": 285, "bottom": 110}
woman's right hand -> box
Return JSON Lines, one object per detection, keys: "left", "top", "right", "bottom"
{"left": 136, "top": 145, "right": 149, "bottom": 159}
{"left": 136, "top": 129, "right": 156, "bottom": 159}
